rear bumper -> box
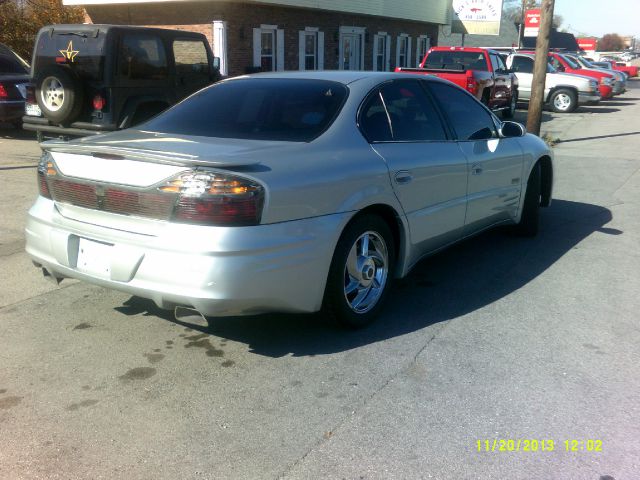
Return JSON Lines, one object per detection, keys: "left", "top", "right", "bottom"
{"left": 22, "top": 115, "right": 117, "bottom": 137}
{"left": 25, "top": 197, "right": 347, "bottom": 317}
{"left": 0, "top": 100, "right": 25, "bottom": 122}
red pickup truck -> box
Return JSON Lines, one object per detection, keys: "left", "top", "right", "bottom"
{"left": 395, "top": 46, "right": 518, "bottom": 119}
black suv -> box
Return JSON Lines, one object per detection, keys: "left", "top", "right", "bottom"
{"left": 23, "top": 24, "right": 220, "bottom": 139}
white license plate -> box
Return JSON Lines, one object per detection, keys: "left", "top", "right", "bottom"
{"left": 77, "top": 238, "right": 112, "bottom": 278}
{"left": 25, "top": 103, "right": 42, "bottom": 117}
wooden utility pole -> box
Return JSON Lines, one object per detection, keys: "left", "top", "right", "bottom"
{"left": 526, "top": 0, "right": 555, "bottom": 136}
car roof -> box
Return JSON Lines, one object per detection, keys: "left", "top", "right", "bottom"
{"left": 229, "top": 70, "right": 449, "bottom": 86}
{"left": 38, "top": 24, "right": 206, "bottom": 38}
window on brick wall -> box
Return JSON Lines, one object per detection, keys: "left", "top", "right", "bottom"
{"left": 253, "top": 25, "right": 284, "bottom": 72}
{"left": 396, "top": 34, "right": 411, "bottom": 69}
{"left": 372, "top": 33, "right": 391, "bottom": 71}
{"left": 416, "top": 35, "right": 430, "bottom": 67}
{"left": 338, "top": 26, "right": 365, "bottom": 71}
{"left": 298, "top": 28, "right": 324, "bottom": 71}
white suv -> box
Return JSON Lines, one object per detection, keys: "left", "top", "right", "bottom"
{"left": 505, "top": 53, "right": 601, "bottom": 113}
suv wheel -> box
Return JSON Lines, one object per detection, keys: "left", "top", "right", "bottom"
{"left": 35, "top": 67, "right": 83, "bottom": 124}
{"left": 549, "top": 88, "right": 577, "bottom": 113}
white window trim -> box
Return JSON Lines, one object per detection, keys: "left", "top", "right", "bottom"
{"left": 298, "top": 28, "right": 324, "bottom": 71}
{"left": 395, "top": 33, "right": 411, "bottom": 69}
{"left": 253, "top": 25, "right": 284, "bottom": 72}
{"left": 212, "top": 20, "right": 228, "bottom": 76}
{"left": 372, "top": 32, "right": 391, "bottom": 72}
{"left": 416, "top": 35, "right": 430, "bottom": 67}
{"left": 338, "top": 26, "right": 365, "bottom": 71}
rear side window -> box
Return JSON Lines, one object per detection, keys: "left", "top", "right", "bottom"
{"left": 427, "top": 82, "right": 496, "bottom": 141}
{"left": 379, "top": 80, "right": 447, "bottom": 141}
{"left": 0, "top": 55, "right": 28, "bottom": 74}
{"left": 143, "top": 78, "right": 348, "bottom": 142}
{"left": 173, "top": 39, "right": 210, "bottom": 77}
{"left": 359, "top": 92, "right": 392, "bottom": 142}
{"left": 119, "top": 34, "right": 168, "bottom": 80}
{"left": 512, "top": 56, "right": 533, "bottom": 74}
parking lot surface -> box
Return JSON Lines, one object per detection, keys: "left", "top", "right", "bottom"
{"left": 1, "top": 83, "right": 640, "bottom": 479}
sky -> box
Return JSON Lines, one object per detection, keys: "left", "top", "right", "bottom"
{"left": 553, "top": 0, "right": 639, "bottom": 38}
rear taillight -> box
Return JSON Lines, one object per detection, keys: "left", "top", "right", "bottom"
{"left": 466, "top": 71, "right": 478, "bottom": 94}
{"left": 37, "top": 153, "right": 56, "bottom": 199}
{"left": 92, "top": 94, "right": 105, "bottom": 111}
{"left": 159, "top": 170, "right": 265, "bottom": 226}
{"left": 0, "top": 84, "right": 7, "bottom": 99}
{"left": 26, "top": 85, "right": 36, "bottom": 104}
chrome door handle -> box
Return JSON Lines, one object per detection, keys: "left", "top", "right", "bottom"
{"left": 394, "top": 171, "right": 413, "bottom": 184}
{"left": 471, "top": 164, "right": 483, "bottom": 175}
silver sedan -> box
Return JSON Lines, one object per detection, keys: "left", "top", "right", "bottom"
{"left": 26, "top": 71, "right": 553, "bottom": 327}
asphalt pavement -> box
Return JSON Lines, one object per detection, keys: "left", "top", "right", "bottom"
{"left": 1, "top": 82, "right": 639, "bottom": 480}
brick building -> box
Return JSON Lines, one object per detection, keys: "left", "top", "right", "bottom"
{"left": 64, "top": 0, "right": 450, "bottom": 77}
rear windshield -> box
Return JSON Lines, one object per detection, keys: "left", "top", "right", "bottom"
{"left": 143, "top": 78, "right": 349, "bottom": 142}
{"left": 34, "top": 31, "right": 106, "bottom": 80}
{"left": 0, "top": 55, "right": 28, "bottom": 74}
{"left": 424, "top": 51, "right": 488, "bottom": 71}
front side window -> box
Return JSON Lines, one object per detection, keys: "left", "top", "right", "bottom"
{"left": 119, "top": 34, "right": 168, "bottom": 80}
{"left": 379, "top": 80, "right": 447, "bottom": 141}
{"left": 427, "top": 81, "right": 496, "bottom": 141}
{"left": 512, "top": 56, "right": 533, "bottom": 74}
{"left": 143, "top": 78, "right": 348, "bottom": 142}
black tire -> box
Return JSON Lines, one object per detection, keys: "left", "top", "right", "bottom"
{"left": 502, "top": 90, "right": 517, "bottom": 119}
{"left": 549, "top": 88, "right": 577, "bottom": 113}
{"left": 514, "top": 162, "right": 541, "bottom": 237}
{"left": 481, "top": 89, "right": 491, "bottom": 106}
{"left": 35, "top": 66, "right": 83, "bottom": 124}
{"left": 323, "top": 214, "right": 395, "bottom": 329}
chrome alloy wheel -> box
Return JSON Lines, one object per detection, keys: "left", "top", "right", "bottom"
{"left": 553, "top": 92, "right": 572, "bottom": 111}
{"left": 41, "top": 76, "right": 65, "bottom": 112}
{"left": 343, "top": 231, "right": 389, "bottom": 313}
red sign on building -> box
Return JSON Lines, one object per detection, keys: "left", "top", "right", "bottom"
{"left": 524, "top": 9, "right": 541, "bottom": 37}
{"left": 578, "top": 38, "right": 597, "bottom": 51}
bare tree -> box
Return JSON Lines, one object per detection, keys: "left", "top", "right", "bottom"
{"left": 597, "top": 34, "right": 625, "bottom": 51}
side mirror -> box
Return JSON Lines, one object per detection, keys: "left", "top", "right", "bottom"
{"left": 499, "top": 121, "right": 525, "bottom": 138}
{"left": 212, "top": 56, "right": 220, "bottom": 70}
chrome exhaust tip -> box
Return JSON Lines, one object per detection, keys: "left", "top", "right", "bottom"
{"left": 174, "top": 306, "right": 208, "bottom": 326}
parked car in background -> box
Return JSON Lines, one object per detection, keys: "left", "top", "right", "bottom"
{"left": 566, "top": 55, "right": 627, "bottom": 95}
{"left": 26, "top": 71, "right": 553, "bottom": 328}
{"left": 506, "top": 53, "right": 600, "bottom": 113}
{"left": 612, "top": 62, "right": 638, "bottom": 78}
{"left": 395, "top": 46, "right": 519, "bottom": 119}
{"left": 0, "top": 43, "right": 30, "bottom": 128}
{"left": 22, "top": 24, "right": 221, "bottom": 140}
{"left": 537, "top": 52, "right": 616, "bottom": 99}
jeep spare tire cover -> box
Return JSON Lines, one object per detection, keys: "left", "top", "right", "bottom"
{"left": 35, "top": 66, "right": 83, "bottom": 124}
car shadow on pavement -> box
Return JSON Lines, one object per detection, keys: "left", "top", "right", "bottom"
{"left": 0, "top": 124, "right": 38, "bottom": 141}
{"left": 556, "top": 131, "right": 640, "bottom": 144}
{"left": 116, "top": 199, "right": 615, "bottom": 358}
{"left": 575, "top": 106, "right": 621, "bottom": 114}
